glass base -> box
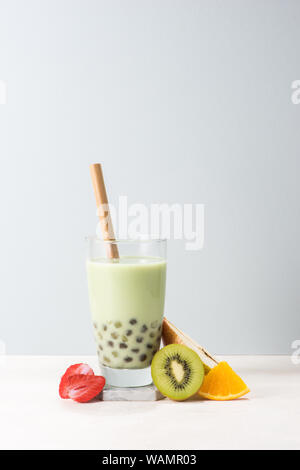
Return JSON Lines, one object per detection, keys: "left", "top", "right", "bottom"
{"left": 99, "top": 363, "right": 153, "bottom": 387}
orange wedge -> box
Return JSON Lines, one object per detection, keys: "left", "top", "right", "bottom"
{"left": 198, "top": 361, "right": 250, "bottom": 401}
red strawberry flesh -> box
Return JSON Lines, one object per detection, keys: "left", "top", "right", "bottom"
{"left": 65, "top": 374, "right": 106, "bottom": 403}
{"left": 59, "top": 363, "right": 94, "bottom": 399}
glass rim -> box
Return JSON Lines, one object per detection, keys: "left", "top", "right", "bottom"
{"left": 85, "top": 236, "right": 167, "bottom": 244}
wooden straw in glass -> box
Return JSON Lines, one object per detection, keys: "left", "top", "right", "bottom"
{"left": 89, "top": 163, "right": 119, "bottom": 259}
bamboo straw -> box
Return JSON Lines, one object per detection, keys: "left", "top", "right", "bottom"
{"left": 89, "top": 163, "right": 119, "bottom": 259}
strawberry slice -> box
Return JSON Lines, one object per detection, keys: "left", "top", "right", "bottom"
{"left": 59, "top": 363, "right": 94, "bottom": 399}
{"left": 65, "top": 374, "right": 106, "bottom": 403}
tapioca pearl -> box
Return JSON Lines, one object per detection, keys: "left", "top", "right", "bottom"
{"left": 114, "top": 321, "right": 122, "bottom": 328}
{"left": 131, "top": 348, "right": 140, "bottom": 353}
{"left": 111, "top": 332, "right": 119, "bottom": 339}
{"left": 112, "top": 351, "right": 118, "bottom": 358}
{"left": 146, "top": 343, "right": 153, "bottom": 349}
{"left": 140, "top": 324, "right": 148, "bottom": 333}
{"left": 124, "top": 356, "right": 133, "bottom": 363}
{"left": 119, "top": 343, "right": 128, "bottom": 349}
{"left": 136, "top": 336, "right": 144, "bottom": 343}
{"left": 103, "top": 357, "right": 111, "bottom": 365}
{"left": 129, "top": 318, "right": 137, "bottom": 325}
{"left": 98, "top": 344, "right": 103, "bottom": 351}
{"left": 149, "top": 331, "right": 155, "bottom": 338}
{"left": 150, "top": 321, "right": 158, "bottom": 329}
{"left": 121, "top": 335, "right": 128, "bottom": 343}
{"left": 126, "top": 329, "right": 133, "bottom": 336}
{"left": 139, "top": 354, "right": 147, "bottom": 362}
{"left": 102, "top": 324, "right": 107, "bottom": 331}
{"left": 108, "top": 341, "right": 114, "bottom": 347}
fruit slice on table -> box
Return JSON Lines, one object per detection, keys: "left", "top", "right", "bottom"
{"left": 162, "top": 318, "right": 218, "bottom": 374}
{"left": 198, "top": 361, "right": 250, "bottom": 401}
{"left": 59, "top": 363, "right": 94, "bottom": 398}
{"left": 64, "top": 374, "right": 106, "bottom": 403}
{"left": 151, "top": 344, "right": 204, "bottom": 401}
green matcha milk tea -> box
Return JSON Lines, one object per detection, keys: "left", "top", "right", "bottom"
{"left": 86, "top": 238, "right": 167, "bottom": 387}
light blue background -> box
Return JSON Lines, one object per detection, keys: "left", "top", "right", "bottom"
{"left": 0, "top": 0, "right": 299, "bottom": 354}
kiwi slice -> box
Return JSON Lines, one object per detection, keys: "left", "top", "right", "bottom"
{"left": 151, "top": 344, "right": 204, "bottom": 401}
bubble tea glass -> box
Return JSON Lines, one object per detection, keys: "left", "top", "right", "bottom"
{"left": 86, "top": 238, "right": 167, "bottom": 387}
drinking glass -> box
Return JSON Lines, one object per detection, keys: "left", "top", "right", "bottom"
{"left": 86, "top": 238, "right": 167, "bottom": 387}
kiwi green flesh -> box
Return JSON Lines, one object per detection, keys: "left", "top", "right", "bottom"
{"left": 151, "top": 344, "right": 204, "bottom": 401}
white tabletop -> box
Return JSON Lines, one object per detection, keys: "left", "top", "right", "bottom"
{"left": 0, "top": 355, "right": 299, "bottom": 450}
